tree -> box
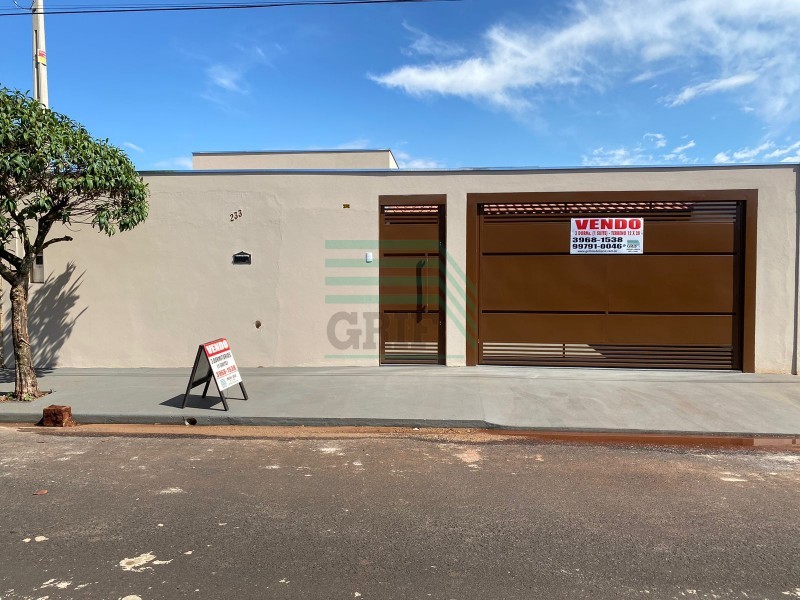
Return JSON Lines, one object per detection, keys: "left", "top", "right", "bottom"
{"left": 0, "top": 88, "right": 149, "bottom": 399}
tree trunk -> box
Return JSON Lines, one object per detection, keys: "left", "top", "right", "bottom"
{"left": 0, "top": 278, "right": 4, "bottom": 369}
{"left": 10, "top": 281, "right": 40, "bottom": 400}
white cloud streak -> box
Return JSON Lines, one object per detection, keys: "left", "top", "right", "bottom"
{"left": 582, "top": 147, "right": 653, "bottom": 167}
{"left": 402, "top": 22, "right": 464, "bottom": 59}
{"left": 373, "top": 0, "right": 800, "bottom": 122}
{"left": 194, "top": 42, "right": 280, "bottom": 104}
{"left": 713, "top": 152, "right": 732, "bottom": 164}
{"left": 207, "top": 64, "right": 247, "bottom": 94}
{"left": 394, "top": 150, "right": 445, "bottom": 169}
{"left": 644, "top": 133, "right": 667, "bottom": 148}
{"left": 585, "top": 131, "right": 703, "bottom": 166}
{"left": 731, "top": 142, "right": 774, "bottom": 162}
{"left": 714, "top": 140, "right": 800, "bottom": 163}
{"left": 123, "top": 141, "right": 144, "bottom": 153}
{"left": 672, "top": 140, "right": 696, "bottom": 153}
{"left": 765, "top": 141, "right": 800, "bottom": 159}
{"left": 667, "top": 73, "right": 759, "bottom": 107}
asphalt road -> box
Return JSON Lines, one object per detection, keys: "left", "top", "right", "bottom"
{"left": 0, "top": 426, "right": 798, "bottom": 600}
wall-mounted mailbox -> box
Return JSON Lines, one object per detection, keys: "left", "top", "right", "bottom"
{"left": 232, "top": 251, "right": 252, "bottom": 265}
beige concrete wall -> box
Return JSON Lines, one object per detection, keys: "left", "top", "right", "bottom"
{"left": 192, "top": 150, "right": 398, "bottom": 171}
{"left": 23, "top": 165, "right": 799, "bottom": 373}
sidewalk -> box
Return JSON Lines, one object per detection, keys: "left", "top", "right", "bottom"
{"left": 0, "top": 366, "right": 799, "bottom": 436}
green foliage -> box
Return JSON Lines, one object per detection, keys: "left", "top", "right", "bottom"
{"left": 0, "top": 87, "right": 149, "bottom": 282}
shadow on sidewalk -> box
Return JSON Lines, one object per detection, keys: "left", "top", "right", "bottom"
{"left": 161, "top": 394, "right": 229, "bottom": 412}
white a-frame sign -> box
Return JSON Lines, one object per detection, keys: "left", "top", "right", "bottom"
{"left": 182, "top": 338, "right": 248, "bottom": 411}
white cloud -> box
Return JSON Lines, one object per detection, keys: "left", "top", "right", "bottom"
{"left": 711, "top": 140, "right": 800, "bottom": 163}
{"left": 713, "top": 152, "right": 732, "bottom": 164}
{"left": 207, "top": 64, "right": 247, "bottom": 94}
{"left": 663, "top": 139, "right": 697, "bottom": 162}
{"left": 402, "top": 22, "right": 464, "bottom": 59}
{"left": 582, "top": 147, "right": 653, "bottom": 167}
{"left": 631, "top": 68, "right": 673, "bottom": 83}
{"left": 154, "top": 157, "right": 192, "bottom": 170}
{"left": 732, "top": 142, "right": 774, "bottom": 162}
{"left": 666, "top": 73, "right": 759, "bottom": 107}
{"left": 190, "top": 42, "right": 280, "bottom": 104}
{"left": 373, "top": 0, "right": 800, "bottom": 122}
{"left": 585, "top": 131, "right": 705, "bottom": 165}
{"left": 672, "top": 140, "right": 696, "bottom": 153}
{"left": 644, "top": 133, "right": 667, "bottom": 148}
{"left": 764, "top": 140, "right": 800, "bottom": 159}
{"left": 394, "top": 151, "right": 445, "bottom": 169}
{"left": 123, "top": 141, "right": 144, "bottom": 153}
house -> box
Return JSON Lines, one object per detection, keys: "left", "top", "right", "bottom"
{"left": 24, "top": 149, "right": 800, "bottom": 374}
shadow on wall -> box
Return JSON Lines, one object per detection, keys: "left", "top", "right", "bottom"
{"left": 29, "top": 262, "right": 88, "bottom": 370}
{"left": 0, "top": 263, "right": 87, "bottom": 382}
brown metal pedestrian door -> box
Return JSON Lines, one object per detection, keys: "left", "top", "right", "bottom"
{"left": 475, "top": 200, "right": 744, "bottom": 369}
{"left": 379, "top": 203, "right": 445, "bottom": 364}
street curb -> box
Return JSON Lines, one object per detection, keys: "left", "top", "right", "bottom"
{"left": 2, "top": 412, "right": 799, "bottom": 445}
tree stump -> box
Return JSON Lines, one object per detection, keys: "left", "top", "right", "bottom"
{"left": 40, "top": 405, "right": 76, "bottom": 427}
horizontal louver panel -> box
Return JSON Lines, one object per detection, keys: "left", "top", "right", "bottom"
{"left": 481, "top": 201, "right": 738, "bottom": 223}
{"left": 382, "top": 341, "right": 441, "bottom": 364}
{"left": 481, "top": 343, "right": 733, "bottom": 369}
{"left": 383, "top": 205, "right": 441, "bottom": 225}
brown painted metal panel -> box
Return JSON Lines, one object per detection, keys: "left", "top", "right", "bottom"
{"left": 379, "top": 255, "right": 442, "bottom": 311}
{"left": 480, "top": 255, "right": 607, "bottom": 312}
{"left": 644, "top": 223, "right": 735, "bottom": 253}
{"left": 606, "top": 315, "right": 734, "bottom": 345}
{"left": 379, "top": 201, "right": 445, "bottom": 365}
{"left": 607, "top": 256, "right": 735, "bottom": 313}
{"left": 481, "top": 314, "right": 733, "bottom": 345}
{"left": 472, "top": 195, "right": 746, "bottom": 370}
{"left": 481, "top": 222, "right": 567, "bottom": 254}
{"left": 380, "top": 223, "right": 440, "bottom": 242}
{"left": 381, "top": 313, "right": 440, "bottom": 343}
{"left": 481, "top": 313, "right": 607, "bottom": 343}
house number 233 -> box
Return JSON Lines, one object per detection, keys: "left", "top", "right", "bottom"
{"left": 230, "top": 209, "right": 243, "bottom": 222}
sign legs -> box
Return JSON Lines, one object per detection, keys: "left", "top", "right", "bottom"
{"left": 182, "top": 340, "right": 247, "bottom": 412}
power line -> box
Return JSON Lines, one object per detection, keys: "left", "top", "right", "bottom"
{"left": 0, "top": 0, "right": 460, "bottom": 16}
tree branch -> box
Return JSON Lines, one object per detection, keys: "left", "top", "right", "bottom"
{"left": 0, "top": 247, "right": 22, "bottom": 269}
{"left": 9, "top": 209, "right": 31, "bottom": 255}
{"left": 0, "top": 256, "right": 17, "bottom": 285}
{"left": 41, "top": 235, "right": 73, "bottom": 250}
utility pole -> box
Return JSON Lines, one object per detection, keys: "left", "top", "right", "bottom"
{"left": 1, "top": 0, "right": 50, "bottom": 370}
{"left": 32, "top": 0, "right": 48, "bottom": 108}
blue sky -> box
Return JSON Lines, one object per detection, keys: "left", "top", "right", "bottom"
{"left": 2, "top": 0, "right": 800, "bottom": 170}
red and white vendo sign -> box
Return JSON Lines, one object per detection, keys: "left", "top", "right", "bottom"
{"left": 570, "top": 217, "right": 644, "bottom": 255}
{"left": 203, "top": 338, "right": 242, "bottom": 391}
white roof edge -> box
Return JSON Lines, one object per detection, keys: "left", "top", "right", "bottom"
{"left": 141, "top": 162, "right": 799, "bottom": 175}
{"left": 192, "top": 149, "right": 395, "bottom": 156}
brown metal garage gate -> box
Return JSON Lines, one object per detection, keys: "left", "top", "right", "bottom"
{"left": 469, "top": 194, "right": 747, "bottom": 370}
